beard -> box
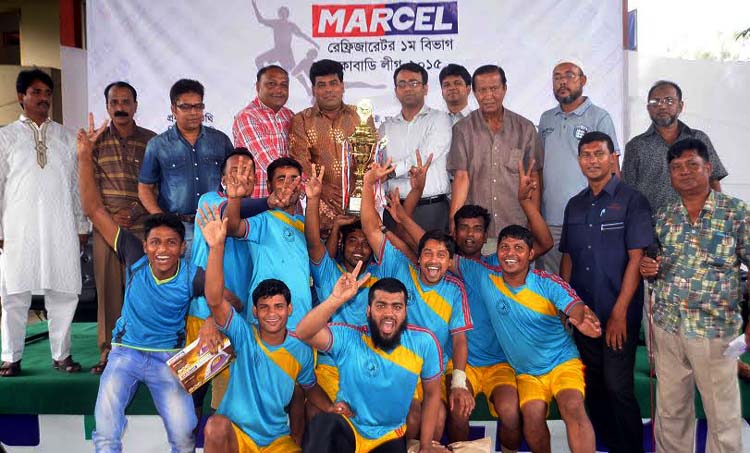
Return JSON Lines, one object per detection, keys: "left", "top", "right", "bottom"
{"left": 651, "top": 113, "right": 677, "bottom": 128}
{"left": 554, "top": 87, "right": 583, "bottom": 106}
{"left": 368, "top": 314, "right": 407, "bottom": 351}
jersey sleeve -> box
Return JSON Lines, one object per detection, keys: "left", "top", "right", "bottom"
{"left": 310, "top": 251, "right": 339, "bottom": 300}
{"left": 217, "top": 307, "right": 251, "bottom": 352}
{"left": 538, "top": 271, "right": 582, "bottom": 315}
{"left": 244, "top": 213, "right": 266, "bottom": 243}
{"left": 294, "top": 340, "right": 317, "bottom": 388}
{"left": 114, "top": 227, "right": 146, "bottom": 267}
{"left": 374, "top": 238, "right": 412, "bottom": 278}
{"left": 322, "top": 324, "right": 357, "bottom": 360}
{"left": 418, "top": 329, "right": 443, "bottom": 380}
{"left": 138, "top": 140, "right": 161, "bottom": 184}
{"left": 448, "top": 278, "right": 472, "bottom": 334}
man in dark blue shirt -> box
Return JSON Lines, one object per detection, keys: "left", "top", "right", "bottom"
{"left": 138, "top": 79, "right": 233, "bottom": 259}
{"left": 560, "top": 131, "right": 653, "bottom": 453}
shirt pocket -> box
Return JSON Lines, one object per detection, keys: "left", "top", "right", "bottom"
{"left": 199, "top": 152, "right": 223, "bottom": 187}
{"left": 164, "top": 155, "right": 188, "bottom": 189}
{"left": 705, "top": 230, "right": 736, "bottom": 269}
{"left": 501, "top": 148, "right": 524, "bottom": 173}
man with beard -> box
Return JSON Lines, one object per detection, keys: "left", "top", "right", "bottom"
{"left": 0, "top": 69, "right": 90, "bottom": 377}
{"left": 622, "top": 80, "right": 727, "bottom": 213}
{"left": 361, "top": 161, "right": 474, "bottom": 442}
{"left": 89, "top": 81, "right": 156, "bottom": 374}
{"left": 439, "top": 64, "right": 473, "bottom": 125}
{"left": 297, "top": 276, "right": 444, "bottom": 453}
{"left": 537, "top": 59, "right": 620, "bottom": 274}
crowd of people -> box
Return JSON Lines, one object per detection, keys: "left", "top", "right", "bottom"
{"left": 0, "top": 58, "right": 747, "bottom": 453}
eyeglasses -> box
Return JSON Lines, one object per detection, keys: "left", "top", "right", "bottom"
{"left": 647, "top": 97, "right": 677, "bottom": 107}
{"left": 175, "top": 103, "right": 205, "bottom": 112}
{"left": 396, "top": 80, "right": 423, "bottom": 89}
{"left": 553, "top": 72, "right": 580, "bottom": 83}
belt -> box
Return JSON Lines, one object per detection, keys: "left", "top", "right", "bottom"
{"left": 177, "top": 214, "right": 196, "bottom": 223}
{"left": 409, "top": 194, "right": 448, "bottom": 206}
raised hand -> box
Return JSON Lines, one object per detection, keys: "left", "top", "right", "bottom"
{"left": 330, "top": 260, "right": 370, "bottom": 303}
{"left": 408, "top": 150, "right": 433, "bottom": 192}
{"left": 269, "top": 176, "right": 301, "bottom": 209}
{"left": 76, "top": 112, "right": 109, "bottom": 157}
{"left": 569, "top": 305, "right": 602, "bottom": 338}
{"left": 226, "top": 160, "right": 255, "bottom": 199}
{"left": 383, "top": 188, "right": 408, "bottom": 224}
{"left": 363, "top": 158, "right": 395, "bottom": 186}
{"left": 305, "top": 164, "right": 325, "bottom": 199}
{"left": 333, "top": 214, "right": 358, "bottom": 228}
{"left": 517, "top": 158, "right": 537, "bottom": 202}
{"left": 197, "top": 202, "right": 227, "bottom": 248}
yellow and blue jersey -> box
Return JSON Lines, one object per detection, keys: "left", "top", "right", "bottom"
{"left": 189, "top": 191, "right": 252, "bottom": 320}
{"left": 112, "top": 228, "right": 203, "bottom": 351}
{"left": 323, "top": 323, "right": 442, "bottom": 440}
{"left": 217, "top": 308, "right": 315, "bottom": 447}
{"left": 240, "top": 209, "right": 311, "bottom": 329}
{"left": 375, "top": 239, "right": 472, "bottom": 366}
{"left": 457, "top": 256, "right": 582, "bottom": 376}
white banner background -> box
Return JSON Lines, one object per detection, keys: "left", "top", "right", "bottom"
{"left": 87, "top": 0, "right": 624, "bottom": 144}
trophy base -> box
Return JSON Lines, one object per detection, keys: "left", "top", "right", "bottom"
{"left": 346, "top": 197, "right": 362, "bottom": 215}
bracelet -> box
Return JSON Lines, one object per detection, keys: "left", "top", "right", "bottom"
{"left": 451, "top": 369, "right": 468, "bottom": 390}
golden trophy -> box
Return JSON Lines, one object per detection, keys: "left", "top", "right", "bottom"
{"left": 344, "top": 99, "right": 379, "bottom": 215}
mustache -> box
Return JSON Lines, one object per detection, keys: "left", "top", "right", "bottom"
{"left": 114, "top": 111, "right": 129, "bottom": 117}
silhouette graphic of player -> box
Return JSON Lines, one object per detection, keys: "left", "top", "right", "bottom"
{"left": 252, "top": 0, "right": 319, "bottom": 70}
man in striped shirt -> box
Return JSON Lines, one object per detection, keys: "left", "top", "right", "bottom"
{"left": 232, "top": 65, "right": 294, "bottom": 198}
{"left": 91, "top": 81, "right": 155, "bottom": 374}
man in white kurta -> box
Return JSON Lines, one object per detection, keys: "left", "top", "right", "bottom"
{"left": 0, "top": 69, "right": 89, "bottom": 375}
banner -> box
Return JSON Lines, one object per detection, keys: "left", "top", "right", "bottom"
{"left": 87, "top": 0, "right": 624, "bottom": 142}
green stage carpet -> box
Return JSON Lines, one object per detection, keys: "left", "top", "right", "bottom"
{"left": 1, "top": 322, "right": 748, "bottom": 419}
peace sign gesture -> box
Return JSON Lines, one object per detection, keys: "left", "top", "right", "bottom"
{"left": 330, "top": 260, "right": 371, "bottom": 303}
{"left": 76, "top": 112, "right": 109, "bottom": 157}
{"left": 364, "top": 158, "right": 395, "bottom": 186}
{"left": 517, "top": 158, "right": 538, "bottom": 202}
{"left": 226, "top": 159, "right": 255, "bottom": 199}
{"left": 408, "top": 150, "right": 433, "bottom": 192}
{"left": 305, "top": 164, "right": 325, "bottom": 199}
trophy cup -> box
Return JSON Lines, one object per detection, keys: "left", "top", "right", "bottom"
{"left": 344, "top": 99, "right": 378, "bottom": 215}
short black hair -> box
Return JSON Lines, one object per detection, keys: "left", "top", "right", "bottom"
{"left": 439, "top": 64, "right": 471, "bottom": 87}
{"left": 104, "top": 81, "right": 137, "bottom": 103}
{"left": 472, "top": 64, "right": 507, "bottom": 89}
{"left": 144, "top": 213, "right": 186, "bottom": 242}
{"left": 16, "top": 69, "right": 53, "bottom": 95}
{"left": 169, "top": 79, "right": 204, "bottom": 105}
{"left": 454, "top": 205, "right": 491, "bottom": 232}
{"left": 393, "top": 62, "right": 428, "bottom": 86}
{"left": 667, "top": 138, "right": 709, "bottom": 164}
{"left": 267, "top": 156, "right": 303, "bottom": 181}
{"left": 577, "top": 131, "right": 615, "bottom": 155}
{"left": 340, "top": 220, "right": 364, "bottom": 243}
{"left": 368, "top": 278, "right": 408, "bottom": 306}
{"left": 309, "top": 59, "right": 343, "bottom": 85}
{"left": 220, "top": 147, "right": 255, "bottom": 175}
{"left": 252, "top": 279, "right": 291, "bottom": 306}
{"left": 648, "top": 80, "right": 682, "bottom": 102}
{"left": 497, "top": 225, "right": 533, "bottom": 249}
{"left": 256, "top": 65, "right": 288, "bottom": 83}
{"left": 417, "top": 229, "right": 456, "bottom": 258}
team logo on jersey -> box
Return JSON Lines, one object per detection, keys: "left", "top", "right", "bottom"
{"left": 283, "top": 227, "right": 295, "bottom": 242}
{"left": 365, "top": 360, "right": 379, "bottom": 377}
{"left": 496, "top": 299, "right": 510, "bottom": 315}
{"left": 573, "top": 125, "right": 589, "bottom": 140}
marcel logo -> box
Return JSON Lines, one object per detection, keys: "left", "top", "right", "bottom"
{"left": 313, "top": 2, "right": 458, "bottom": 37}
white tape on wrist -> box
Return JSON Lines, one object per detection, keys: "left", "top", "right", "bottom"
{"left": 451, "top": 369, "right": 468, "bottom": 390}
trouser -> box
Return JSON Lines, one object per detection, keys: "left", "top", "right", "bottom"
{"left": 182, "top": 221, "right": 195, "bottom": 262}
{"left": 93, "top": 346, "right": 197, "bottom": 453}
{"left": 1, "top": 289, "right": 78, "bottom": 362}
{"left": 93, "top": 230, "right": 125, "bottom": 356}
{"left": 574, "top": 325, "right": 643, "bottom": 453}
{"left": 384, "top": 198, "right": 449, "bottom": 234}
{"left": 303, "top": 412, "right": 406, "bottom": 453}
{"left": 653, "top": 325, "right": 742, "bottom": 453}
{"left": 538, "top": 224, "right": 562, "bottom": 274}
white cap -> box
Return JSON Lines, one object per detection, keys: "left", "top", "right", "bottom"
{"left": 555, "top": 58, "right": 585, "bottom": 75}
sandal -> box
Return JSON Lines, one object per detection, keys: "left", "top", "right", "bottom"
{"left": 90, "top": 360, "right": 107, "bottom": 375}
{"left": 52, "top": 356, "right": 82, "bottom": 373}
{"left": 0, "top": 360, "right": 21, "bottom": 377}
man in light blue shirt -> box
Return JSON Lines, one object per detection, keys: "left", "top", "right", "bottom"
{"left": 538, "top": 59, "right": 620, "bottom": 274}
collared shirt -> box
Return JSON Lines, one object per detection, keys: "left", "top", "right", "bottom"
{"left": 622, "top": 121, "right": 728, "bottom": 213}
{"left": 538, "top": 97, "right": 620, "bottom": 226}
{"left": 448, "top": 108, "right": 543, "bottom": 239}
{"left": 560, "top": 175, "right": 653, "bottom": 325}
{"left": 448, "top": 105, "right": 472, "bottom": 126}
{"left": 232, "top": 97, "right": 294, "bottom": 198}
{"left": 139, "top": 125, "right": 233, "bottom": 215}
{"left": 379, "top": 105, "right": 452, "bottom": 198}
{"left": 289, "top": 103, "right": 373, "bottom": 232}
{"left": 652, "top": 191, "right": 750, "bottom": 338}
{"left": 93, "top": 123, "right": 156, "bottom": 233}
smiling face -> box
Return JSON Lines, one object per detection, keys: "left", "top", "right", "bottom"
{"left": 143, "top": 225, "right": 185, "bottom": 279}
{"left": 342, "top": 229, "right": 372, "bottom": 270}
{"left": 256, "top": 68, "right": 289, "bottom": 112}
{"left": 454, "top": 217, "right": 488, "bottom": 259}
{"left": 312, "top": 73, "right": 345, "bottom": 112}
{"left": 496, "top": 236, "right": 534, "bottom": 278}
{"left": 418, "top": 238, "right": 451, "bottom": 284}
{"left": 669, "top": 149, "right": 711, "bottom": 196}
{"left": 366, "top": 289, "right": 407, "bottom": 350}
{"left": 253, "top": 294, "right": 291, "bottom": 336}
{"left": 578, "top": 140, "right": 615, "bottom": 183}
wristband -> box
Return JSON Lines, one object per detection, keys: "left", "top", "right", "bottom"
{"left": 451, "top": 369, "right": 468, "bottom": 390}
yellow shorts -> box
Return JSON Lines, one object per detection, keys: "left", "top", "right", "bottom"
{"left": 413, "top": 369, "right": 447, "bottom": 404}
{"left": 342, "top": 415, "right": 406, "bottom": 453}
{"left": 516, "top": 358, "right": 585, "bottom": 408}
{"left": 461, "top": 363, "right": 517, "bottom": 417}
{"left": 231, "top": 423, "right": 300, "bottom": 453}
{"left": 186, "top": 315, "right": 231, "bottom": 408}
{"left": 315, "top": 364, "right": 340, "bottom": 403}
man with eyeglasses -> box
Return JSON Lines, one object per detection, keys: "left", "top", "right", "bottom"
{"left": 438, "top": 64, "right": 473, "bottom": 125}
{"left": 139, "top": 78, "right": 233, "bottom": 260}
{"left": 622, "top": 80, "right": 727, "bottom": 214}
{"left": 448, "top": 64, "right": 543, "bottom": 254}
{"left": 537, "top": 59, "right": 620, "bottom": 275}
{"left": 381, "top": 62, "right": 453, "bottom": 232}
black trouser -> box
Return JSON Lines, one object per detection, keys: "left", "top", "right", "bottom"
{"left": 574, "top": 325, "right": 644, "bottom": 453}
{"left": 303, "top": 412, "right": 407, "bottom": 453}
{"left": 383, "top": 198, "right": 449, "bottom": 234}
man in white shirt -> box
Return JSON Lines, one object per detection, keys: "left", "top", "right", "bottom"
{"left": 380, "top": 62, "right": 452, "bottom": 232}
{"left": 0, "top": 69, "right": 90, "bottom": 376}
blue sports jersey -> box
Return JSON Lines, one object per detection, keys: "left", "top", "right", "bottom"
{"left": 457, "top": 257, "right": 582, "bottom": 376}
{"left": 111, "top": 228, "right": 203, "bottom": 351}
{"left": 190, "top": 191, "right": 252, "bottom": 320}
{"left": 325, "top": 323, "right": 442, "bottom": 440}
{"left": 241, "top": 209, "right": 311, "bottom": 328}
{"left": 217, "top": 308, "right": 315, "bottom": 446}
{"left": 375, "top": 239, "right": 472, "bottom": 366}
